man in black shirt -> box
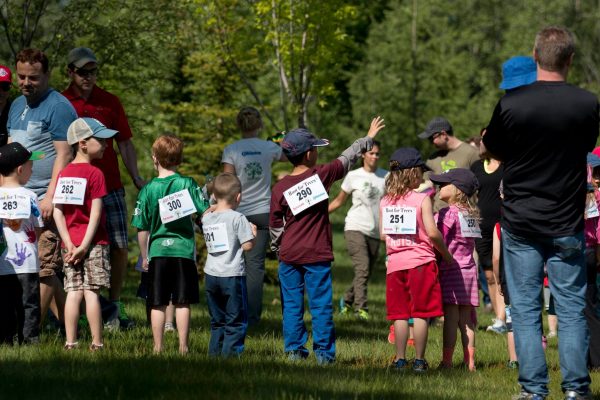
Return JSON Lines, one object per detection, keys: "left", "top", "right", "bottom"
{"left": 483, "top": 26, "right": 598, "bottom": 400}
{"left": 0, "top": 65, "right": 12, "bottom": 146}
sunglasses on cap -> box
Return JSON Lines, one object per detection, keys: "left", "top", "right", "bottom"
{"left": 71, "top": 67, "right": 98, "bottom": 78}
{"left": 0, "top": 82, "right": 10, "bottom": 92}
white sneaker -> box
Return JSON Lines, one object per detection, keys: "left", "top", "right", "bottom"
{"left": 164, "top": 322, "right": 175, "bottom": 332}
{"left": 486, "top": 319, "right": 507, "bottom": 334}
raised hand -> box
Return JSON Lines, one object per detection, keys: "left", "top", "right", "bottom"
{"left": 367, "top": 116, "right": 385, "bottom": 139}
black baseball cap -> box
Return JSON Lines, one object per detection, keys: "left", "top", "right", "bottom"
{"left": 418, "top": 117, "right": 453, "bottom": 140}
{"left": 281, "top": 128, "right": 329, "bottom": 158}
{"left": 429, "top": 168, "right": 479, "bottom": 196}
{"left": 389, "top": 147, "right": 431, "bottom": 171}
{"left": 0, "top": 142, "right": 44, "bottom": 174}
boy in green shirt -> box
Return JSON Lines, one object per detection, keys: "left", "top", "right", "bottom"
{"left": 131, "top": 135, "right": 209, "bottom": 354}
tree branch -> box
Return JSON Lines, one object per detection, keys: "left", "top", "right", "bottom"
{"left": 0, "top": 0, "right": 17, "bottom": 58}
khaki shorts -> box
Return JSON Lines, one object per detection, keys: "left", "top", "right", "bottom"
{"left": 38, "top": 223, "right": 63, "bottom": 278}
{"left": 63, "top": 245, "right": 111, "bottom": 292}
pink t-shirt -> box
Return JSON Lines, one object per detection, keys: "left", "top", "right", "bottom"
{"left": 55, "top": 163, "right": 109, "bottom": 247}
{"left": 435, "top": 205, "right": 476, "bottom": 270}
{"left": 381, "top": 191, "right": 436, "bottom": 273}
{"left": 584, "top": 193, "right": 600, "bottom": 249}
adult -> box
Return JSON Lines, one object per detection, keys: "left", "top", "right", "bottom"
{"left": 222, "top": 106, "right": 285, "bottom": 325}
{"left": 0, "top": 65, "right": 13, "bottom": 146}
{"left": 483, "top": 27, "right": 598, "bottom": 400}
{"left": 7, "top": 49, "right": 77, "bottom": 335}
{"left": 62, "top": 47, "right": 144, "bottom": 329}
{"left": 329, "top": 140, "right": 385, "bottom": 320}
{"left": 417, "top": 117, "right": 479, "bottom": 211}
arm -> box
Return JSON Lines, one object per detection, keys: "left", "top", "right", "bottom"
{"left": 328, "top": 190, "right": 349, "bottom": 213}
{"left": 337, "top": 116, "right": 385, "bottom": 172}
{"left": 40, "top": 141, "right": 71, "bottom": 220}
{"left": 117, "top": 139, "right": 145, "bottom": 189}
{"left": 53, "top": 203, "right": 74, "bottom": 261}
{"left": 241, "top": 220, "right": 257, "bottom": 251}
{"left": 137, "top": 230, "right": 150, "bottom": 271}
{"left": 421, "top": 196, "right": 453, "bottom": 263}
{"left": 223, "top": 163, "right": 236, "bottom": 174}
{"left": 492, "top": 226, "right": 501, "bottom": 287}
{"left": 69, "top": 198, "right": 103, "bottom": 265}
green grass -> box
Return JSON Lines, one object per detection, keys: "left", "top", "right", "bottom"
{"left": 1, "top": 213, "right": 599, "bottom": 399}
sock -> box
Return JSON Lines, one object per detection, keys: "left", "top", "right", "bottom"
{"left": 442, "top": 347, "right": 454, "bottom": 366}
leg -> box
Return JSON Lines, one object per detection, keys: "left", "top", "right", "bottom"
{"left": 174, "top": 304, "right": 190, "bottom": 354}
{"left": 222, "top": 276, "right": 248, "bottom": 357}
{"left": 393, "top": 319, "right": 409, "bottom": 361}
{"left": 64, "top": 290, "right": 84, "bottom": 345}
{"left": 546, "top": 232, "right": 591, "bottom": 394}
{"left": 344, "top": 231, "right": 372, "bottom": 312}
{"left": 17, "top": 273, "right": 41, "bottom": 344}
{"left": 205, "top": 274, "right": 226, "bottom": 356}
{"left": 278, "top": 262, "right": 308, "bottom": 357}
{"left": 502, "top": 229, "right": 548, "bottom": 396}
{"left": 83, "top": 289, "right": 103, "bottom": 346}
{"left": 442, "top": 304, "right": 459, "bottom": 367}
{"left": 0, "top": 275, "right": 18, "bottom": 344}
{"left": 458, "top": 305, "right": 476, "bottom": 371}
{"left": 304, "top": 263, "right": 336, "bottom": 363}
{"left": 38, "top": 225, "right": 65, "bottom": 326}
{"left": 243, "top": 213, "right": 269, "bottom": 326}
{"left": 150, "top": 306, "right": 167, "bottom": 353}
{"left": 412, "top": 318, "right": 429, "bottom": 360}
{"left": 547, "top": 294, "right": 558, "bottom": 336}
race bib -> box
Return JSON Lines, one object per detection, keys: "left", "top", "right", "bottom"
{"left": 53, "top": 177, "right": 87, "bottom": 205}
{"left": 283, "top": 175, "right": 328, "bottom": 215}
{"left": 158, "top": 189, "right": 197, "bottom": 224}
{"left": 381, "top": 206, "right": 417, "bottom": 234}
{"left": 0, "top": 193, "right": 30, "bottom": 219}
{"left": 458, "top": 212, "right": 482, "bottom": 238}
{"left": 203, "top": 223, "right": 230, "bottom": 253}
{"left": 586, "top": 200, "right": 600, "bottom": 219}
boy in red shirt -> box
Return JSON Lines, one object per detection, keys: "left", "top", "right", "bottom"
{"left": 270, "top": 117, "right": 384, "bottom": 364}
{"left": 53, "top": 117, "right": 117, "bottom": 351}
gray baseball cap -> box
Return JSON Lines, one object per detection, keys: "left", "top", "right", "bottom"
{"left": 418, "top": 117, "right": 453, "bottom": 140}
{"left": 68, "top": 47, "right": 97, "bottom": 69}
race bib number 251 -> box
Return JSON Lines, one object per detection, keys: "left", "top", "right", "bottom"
{"left": 381, "top": 206, "right": 417, "bottom": 234}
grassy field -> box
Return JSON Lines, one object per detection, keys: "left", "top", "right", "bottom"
{"left": 1, "top": 211, "right": 599, "bottom": 400}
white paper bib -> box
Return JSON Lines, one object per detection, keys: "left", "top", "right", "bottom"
{"left": 0, "top": 193, "right": 31, "bottom": 219}
{"left": 203, "top": 223, "right": 230, "bottom": 253}
{"left": 458, "top": 212, "right": 482, "bottom": 238}
{"left": 586, "top": 200, "right": 599, "bottom": 219}
{"left": 283, "top": 175, "right": 328, "bottom": 216}
{"left": 381, "top": 206, "right": 417, "bottom": 234}
{"left": 158, "top": 189, "right": 197, "bottom": 224}
{"left": 53, "top": 177, "right": 87, "bottom": 205}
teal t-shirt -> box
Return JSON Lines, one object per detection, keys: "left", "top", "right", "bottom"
{"left": 131, "top": 173, "right": 209, "bottom": 260}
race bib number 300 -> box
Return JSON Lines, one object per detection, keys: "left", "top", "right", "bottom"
{"left": 458, "top": 213, "right": 482, "bottom": 238}
{"left": 382, "top": 206, "right": 417, "bottom": 234}
{"left": 53, "top": 177, "right": 87, "bottom": 205}
{"left": 283, "top": 175, "right": 328, "bottom": 215}
{"left": 0, "top": 194, "right": 31, "bottom": 219}
{"left": 159, "top": 189, "right": 197, "bottom": 224}
{"left": 203, "top": 223, "right": 230, "bottom": 253}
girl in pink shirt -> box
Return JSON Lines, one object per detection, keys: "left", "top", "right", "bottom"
{"left": 430, "top": 168, "right": 480, "bottom": 371}
{"left": 381, "top": 148, "right": 452, "bottom": 372}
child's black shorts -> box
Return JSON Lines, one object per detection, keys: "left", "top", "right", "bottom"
{"left": 147, "top": 257, "right": 200, "bottom": 306}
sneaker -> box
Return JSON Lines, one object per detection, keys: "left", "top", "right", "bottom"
{"left": 390, "top": 358, "right": 409, "bottom": 369}
{"left": 115, "top": 301, "right": 135, "bottom": 330}
{"left": 89, "top": 343, "right": 104, "bottom": 352}
{"left": 412, "top": 359, "right": 429, "bottom": 373}
{"left": 507, "top": 360, "right": 519, "bottom": 369}
{"left": 287, "top": 350, "right": 308, "bottom": 361}
{"left": 103, "top": 305, "right": 120, "bottom": 332}
{"left": 387, "top": 324, "right": 395, "bottom": 344}
{"left": 486, "top": 319, "right": 507, "bottom": 334}
{"left": 64, "top": 342, "right": 79, "bottom": 350}
{"left": 356, "top": 309, "right": 369, "bottom": 321}
{"left": 564, "top": 390, "right": 592, "bottom": 400}
{"left": 164, "top": 322, "right": 175, "bottom": 332}
{"left": 547, "top": 331, "right": 557, "bottom": 339}
{"left": 315, "top": 353, "right": 335, "bottom": 365}
{"left": 511, "top": 389, "right": 545, "bottom": 400}
{"left": 339, "top": 298, "right": 349, "bottom": 315}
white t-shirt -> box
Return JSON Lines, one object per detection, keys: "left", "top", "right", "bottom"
{"left": 0, "top": 187, "right": 44, "bottom": 275}
{"left": 222, "top": 138, "right": 282, "bottom": 216}
{"left": 340, "top": 167, "right": 387, "bottom": 238}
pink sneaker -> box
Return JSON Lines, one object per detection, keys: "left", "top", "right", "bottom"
{"left": 542, "top": 335, "right": 547, "bottom": 350}
{"left": 388, "top": 324, "right": 395, "bottom": 344}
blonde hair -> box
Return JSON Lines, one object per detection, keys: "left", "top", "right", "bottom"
{"left": 236, "top": 106, "right": 262, "bottom": 133}
{"left": 447, "top": 185, "right": 480, "bottom": 220}
{"left": 384, "top": 165, "right": 422, "bottom": 199}
{"left": 585, "top": 192, "right": 596, "bottom": 220}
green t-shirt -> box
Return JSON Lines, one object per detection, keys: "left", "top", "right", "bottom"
{"left": 131, "top": 173, "right": 209, "bottom": 260}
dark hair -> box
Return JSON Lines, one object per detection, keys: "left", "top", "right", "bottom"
{"left": 236, "top": 106, "right": 262, "bottom": 133}
{"left": 152, "top": 135, "right": 183, "bottom": 168}
{"left": 212, "top": 172, "right": 241, "bottom": 204}
{"left": 534, "top": 26, "right": 575, "bottom": 72}
{"left": 0, "top": 164, "right": 17, "bottom": 176}
{"left": 16, "top": 48, "right": 49, "bottom": 73}
{"left": 287, "top": 151, "right": 308, "bottom": 166}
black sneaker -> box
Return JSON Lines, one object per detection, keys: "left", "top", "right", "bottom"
{"left": 412, "top": 359, "right": 429, "bottom": 373}
{"left": 390, "top": 358, "right": 409, "bottom": 369}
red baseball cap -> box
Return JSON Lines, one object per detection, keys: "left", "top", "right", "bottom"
{"left": 0, "top": 65, "right": 12, "bottom": 84}
{"left": 593, "top": 146, "right": 600, "bottom": 159}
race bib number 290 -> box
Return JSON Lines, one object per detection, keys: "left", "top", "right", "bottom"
{"left": 283, "top": 175, "right": 328, "bottom": 215}
{"left": 53, "top": 177, "right": 87, "bottom": 205}
{"left": 158, "top": 189, "right": 197, "bottom": 224}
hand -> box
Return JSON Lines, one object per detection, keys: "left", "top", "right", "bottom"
{"left": 39, "top": 197, "right": 54, "bottom": 221}
{"left": 133, "top": 177, "right": 147, "bottom": 190}
{"left": 250, "top": 223, "right": 257, "bottom": 238}
{"left": 62, "top": 242, "right": 76, "bottom": 264}
{"left": 69, "top": 245, "right": 89, "bottom": 265}
{"left": 142, "top": 258, "right": 149, "bottom": 271}
{"left": 367, "top": 116, "right": 385, "bottom": 139}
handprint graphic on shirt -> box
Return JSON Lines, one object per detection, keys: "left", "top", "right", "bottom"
{"left": 6, "top": 243, "right": 32, "bottom": 266}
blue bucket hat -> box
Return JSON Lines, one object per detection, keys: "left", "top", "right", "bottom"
{"left": 281, "top": 128, "right": 329, "bottom": 158}
{"left": 499, "top": 56, "right": 537, "bottom": 90}
{"left": 588, "top": 153, "right": 600, "bottom": 168}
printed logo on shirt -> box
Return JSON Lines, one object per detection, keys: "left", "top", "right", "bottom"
{"left": 161, "top": 239, "right": 174, "bottom": 247}
{"left": 133, "top": 207, "right": 141, "bottom": 216}
{"left": 440, "top": 160, "right": 457, "bottom": 172}
{"left": 242, "top": 151, "right": 262, "bottom": 156}
{"left": 244, "top": 162, "right": 263, "bottom": 180}
{"left": 362, "top": 182, "right": 380, "bottom": 200}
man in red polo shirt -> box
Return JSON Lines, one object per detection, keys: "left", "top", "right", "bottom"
{"left": 62, "top": 47, "right": 144, "bottom": 329}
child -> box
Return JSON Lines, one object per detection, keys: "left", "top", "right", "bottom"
{"left": 201, "top": 173, "right": 256, "bottom": 356}
{"left": 53, "top": 117, "right": 117, "bottom": 351}
{"left": 380, "top": 147, "right": 452, "bottom": 372}
{"left": 270, "top": 117, "right": 385, "bottom": 364}
{"left": 429, "top": 168, "right": 480, "bottom": 371}
{"left": 131, "top": 135, "right": 209, "bottom": 354}
{"left": 0, "top": 142, "right": 44, "bottom": 345}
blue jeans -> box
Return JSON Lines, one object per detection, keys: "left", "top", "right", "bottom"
{"left": 205, "top": 275, "right": 248, "bottom": 357}
{"left": 279, "top": 262, "right": 336, "bottom": 362}
{"left": 502, "top": 229, "right": 590, "bottom": 396}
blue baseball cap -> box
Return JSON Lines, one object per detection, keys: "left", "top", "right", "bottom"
{"left": 67, "top": 117, "right": 118, "bottom": 145}
{"left": 389, "top": 147, "right": 431, "bottom": 171}
{"left": 588, "top": 153, "right": 600, "bottom": 168}
{"left": 281, "top": 128, "right": 329, "bottom": 157}
{"left": 499, "top": 56, "right": 537, "bottom": 90}
{"left": 430, "top": 168, "right": 480, "bottom": 197}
